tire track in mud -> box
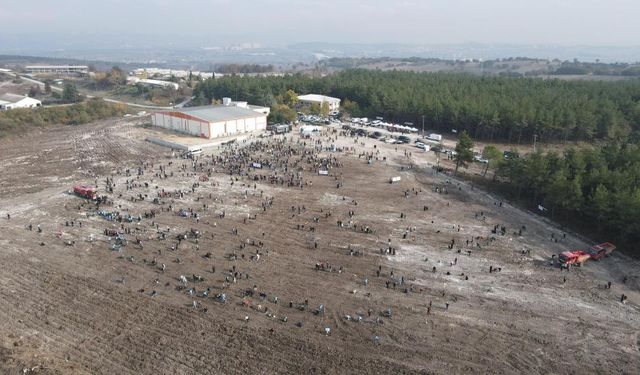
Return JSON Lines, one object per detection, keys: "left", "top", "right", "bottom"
{"left": 0, "top": 272, "right": 212, "bottom": 374}
{"left": 0, "top": 269, "right": 140, "bottom": 374}
{"left": 0, "top": 259, "right": 394, "bottom": 374}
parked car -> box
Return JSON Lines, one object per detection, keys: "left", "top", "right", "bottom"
{"left": 431, "top": 144, "right": 444, "bottom": 153}
{"left": 416, "top": 142, "right": 430, "bottom": 151}
{"left": 397, "top": 135, "right": 411, "bottom": 144}
{"left": 474, "top": 155, "right": 489, "bottom": 163}
{"left": 504, "top": 151, "right": 519, "bottom": 160}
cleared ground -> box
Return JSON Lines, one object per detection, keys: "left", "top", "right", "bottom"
{"left": 0, "top": 119, "right": 638, "bottom": 375}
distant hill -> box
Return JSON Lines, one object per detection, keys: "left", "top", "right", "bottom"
{"left": 314, "top": 57, "right": 640, "bottom": 79}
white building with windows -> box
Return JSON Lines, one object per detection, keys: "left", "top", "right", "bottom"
{"left": 24, "top": 65, "right": 89, "bottom": 75}
{"left": 298, "top": 94, "right": 340, "bottom": 112}
{"left": 0, "top": 94, "right": 42, "bottom": 110}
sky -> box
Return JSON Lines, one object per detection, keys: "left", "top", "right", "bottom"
{"left": 0, "top": 0, "right": 638, "bottom": 46}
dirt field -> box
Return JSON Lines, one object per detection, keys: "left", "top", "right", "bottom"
{"left": 0, "top": 76, "right": 38, "bottom": 97}
{"left": 0, "top": 119, "right": 638, "bottom": 375}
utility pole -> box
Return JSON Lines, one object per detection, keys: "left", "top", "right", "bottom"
{"left": 422, "top": 115, "right": 425, "bottom": 137}
{"left": 533, "top": 134, "right": 537, "bottom": 153}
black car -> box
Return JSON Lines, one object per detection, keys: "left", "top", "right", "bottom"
{"left": 504, "top": 151, "right": 520, "bottom": 160}
{"left": 397, "top": 135, "right": 411, "bottom": 144}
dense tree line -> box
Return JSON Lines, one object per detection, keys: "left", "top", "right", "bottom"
{"left": 553, "top": 61, "right": 640, "bottom": 76}
{"left": 321, "top": 57, "right": 640, "bottom": 77}
{"left": 194, "top": 70, "right": 640, "bottom": 143}
{"left": 214, "top": 64, "right": 275, "bottom": 74}
{"left": 490, "top": 143, "right": 640, "bottom": 251}
{"left": 88, "top": 66, "right": 128, "bottom": 90}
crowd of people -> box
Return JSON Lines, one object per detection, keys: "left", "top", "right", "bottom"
{"left": 4, "top": 125, "right": 632, "bottom": 341}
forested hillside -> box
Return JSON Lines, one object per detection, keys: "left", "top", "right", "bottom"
{"left": 493, "top": 144, "right": 640, "bottom": 249}
{"left": 195, "top": 70, "right": 640, "bottom": 143}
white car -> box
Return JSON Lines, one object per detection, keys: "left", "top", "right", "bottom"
{"left": 474, "top": 155, "right": 489, "bottom": 163}
{"left": 415, "top": 142, "right": 430, "bottom": 151}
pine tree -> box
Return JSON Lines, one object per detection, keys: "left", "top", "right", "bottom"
{"left": 454, "top": 131, "right": 474, "bottom": 175}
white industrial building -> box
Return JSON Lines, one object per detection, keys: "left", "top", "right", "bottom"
{"left": 298, "top": 94, "right": 341, "bottom": 112}
{"left": 151, "top": 104, "right": 267, "bottom": 139}
{"left": 0, "top": 94, "right": 42, "bottom": 110}
{"left": 24, "top": 65, "right": 89, "bottom": 75}
{"left": 127, "top": 77, "right": 180, "bottom": 90}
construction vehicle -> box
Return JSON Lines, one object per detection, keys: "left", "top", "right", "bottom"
{"left": 558, "top": 250, "right": 591, "bottom": 268}
{"left": 558, "top": 243, "right": 616, "bottom": 268}
{"left": 73, "top": 184, "right": 97, "bottom": 200}
{"left": 584, "top": 242, "right": 616, "bottom": 260}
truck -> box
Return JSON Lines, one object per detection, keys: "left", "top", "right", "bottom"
{"left": 584, "top": 242, "right": 616, "bottom": 260}
{"left": 73, "top": 184, "right": 97, "bottom": 200}
{"left": 182, "top": 148, "right": 202, "bottom": 159}
{"left": 558, "top": 242, "right": 616, "bottom": 268}
{"left": 426, "top": 133, "right": 443, "bottom": 142}
{"left": 267, "top": 124, "right": 291, "bottom": 134}
{"left": 558, "top": 250, "right": 591, "bottom": 269}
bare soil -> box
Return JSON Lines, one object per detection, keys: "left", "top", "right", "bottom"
{"left": 0, "top": 120, "right": 638, "bottom": 375}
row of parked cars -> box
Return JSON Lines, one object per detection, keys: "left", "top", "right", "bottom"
{"left": 298, "top": 113, "right": 340, "bottom": 125}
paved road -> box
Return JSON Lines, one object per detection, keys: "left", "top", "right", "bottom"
{"left": 6, "top": 71, "right": 192, "bottom": 110}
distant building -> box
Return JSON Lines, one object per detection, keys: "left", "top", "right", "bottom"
{"left": 131, "top": 68, "right": 217, "bottom": 80}
{"left": 127, "top": 77, "right": 179, "bottom": 90}
{"left": 130, "top": 68, "right": 287, "bottom": 81}
{"left": 151, "top": 105, "right": 267, "bottom": 139}
{"left": 298, "top": 94, "right": 340, "bottom": 113}
{"left": 24, "top": 65, "right": 89, "bottom": 75}
{"left": 0, "top": 94, "right": 42, "bottom": 110}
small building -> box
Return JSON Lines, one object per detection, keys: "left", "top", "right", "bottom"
{"left": 24, "top": 65, "right": 89, "bottom": 75}
{"left": 221, "top": 97, "right": 270, "bottom": 116}
{"left": 298, "top": 94, "right": 340, "bottom": 113}
{"left": 151, "top": 105, "right": 267, "bottom": 139}
{"left": 0, "top": 94, "right": 42, "bottom": 110}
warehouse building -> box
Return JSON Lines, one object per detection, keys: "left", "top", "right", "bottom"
{"left": 127, "top": 77, "right": 179, "bottom": 90}
{"left": 298, "top": 94, "right": 341, "bottom": 113}
{"left": 0, "top": 94, "right": 42, "bottom": 110}
{"left": 24, "top": 65, "right": 89, "bottom": 75}
{"left": 151, "top": 105, "right": 267, "bottom": 139}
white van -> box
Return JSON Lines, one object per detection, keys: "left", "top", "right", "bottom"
{"left": 184, "top": 149, "right": 202, "bottom": 158}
